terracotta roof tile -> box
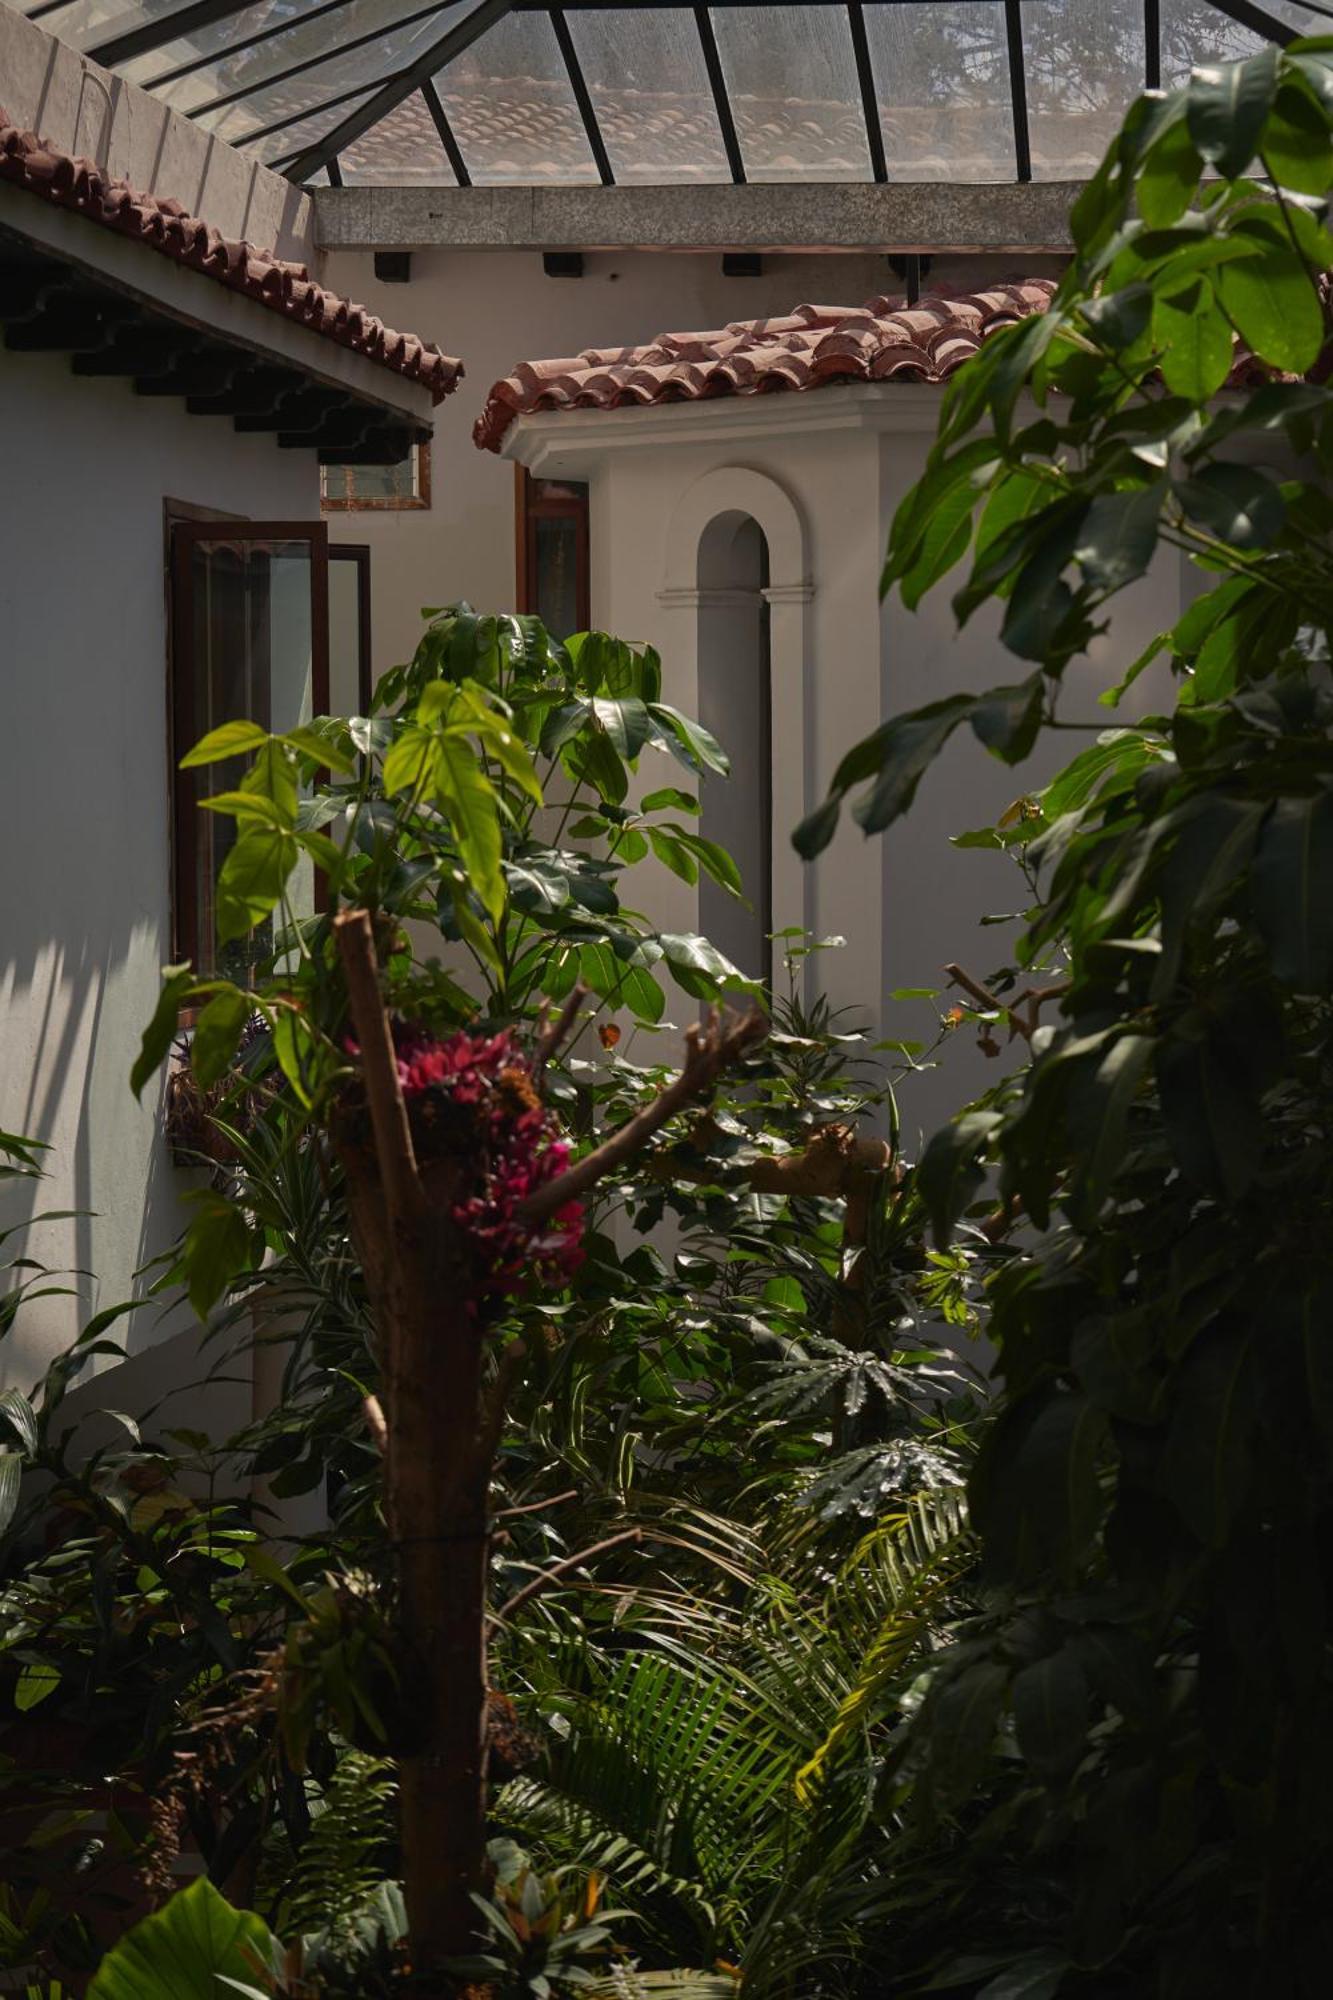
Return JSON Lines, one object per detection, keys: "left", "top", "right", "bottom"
{"left": 473, "top": 281, "right": 1057, "bottom": 451}
{"left": 0, "top": 107, "right": 462, "bottom": 404}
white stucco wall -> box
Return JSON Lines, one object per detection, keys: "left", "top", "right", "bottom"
{"left": 318, "top": 246, "right": 1065, "bottom": 678}
{"left": 499, "top": 383, "right": 1192, "bottom": 1140}
{"left": 0, "top": 343, "right": 319, "bottom": 1393}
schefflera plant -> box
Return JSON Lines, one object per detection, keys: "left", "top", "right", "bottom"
{"left": 132, "top": 605, "right": 765, "bottom": 1992}
{"left": 134, "top": 605, "right": 754, "bottom": 1313}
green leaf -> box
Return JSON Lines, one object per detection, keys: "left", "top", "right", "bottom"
{"left": 1251, "top": 790, "right": 1333, "bottom": 990}
{"left": 1153, "top": 280, "right": 1235, "bottom": 401}
{"left": 791, "top": 794, "right": 842, "bottom": 860}
{"left": 1156, "top": 1035, "right": 1262, "bottom": 1199}
{"left": 852, "top": 696, "right": 982, "bottom": 834}
{"left": 1012, "top": 1648, "right": 1090, "bottom": 1785}
{"left": 593, "top": 696, "right": 651, "bottom": 760}
{"left": 190, "top": 988, "right": 252, "bottom": 1089}
{"left": 177, "top": 1193, "right": 252, "bottom": 1320}
{"left": 437, "top": 735, "right": 505, "bottom": 924}
{"left": 1215, "top": 243, "right": 1326, "bottom": 374}
{"left": 658, "top": 932, "right": 755, "bottom": 1000}
{"left": 0, "top": 1453, "right": 20, "bottom": 1536}
{"left": 131, "top": 966, "right": 194, "bottom": 1097}
{"left": 1139, "top": 114, "right": 1203, "bottom": 227}
{"left": 14, "top": 1661, "right": 60, "bottom": 1712}
{"left": 920, "top": 1660, "right": 1010, "bottom": 1812}
{"left": 198, "top": 789, "right": 293, "bottom": 831}
{"left": 86, "top": 1877, "right": 277, "bottom": 2000}
{"left": 647, "top": 703, "right": 730, "bottom": 778}
{"left": 648, "top": 826, "right": 699, "bottom": 887}
{"left": 970, "top": 679, "right": 1046, "bottom": 764}
{"left": 1262, "top": 80, "right": 1333, "bottom": 195}
{"left": 271, "top": 1008, "right": 325, "bottom": 1110}
{"left": 179, "top": 720, "right": 269, "bottom": 769}
{"left": 673, "top": 829, "right": 743, "bottom": 896}
{"left": 0, "top": 1389, "right": 37, "bottom": 1457}
{"left": 282, "top": 721, "right": 356, "bottom": 774}
{"left": 1068, "top": 1032, "right": 1156, "bottom": 1223}
{"left": 1186, "top": 48, "right": 1278, "bottom": 180}
{"left": 917, "top": 1112, "right": 1002, "bottom": 1245}
{"left": 1174, "top": 463, "right": 1285, "bottom": 549}
{"left": 1161, "top": 1322, "right": 1257, "bottom": 1546}
{"left": 641, "top": 786, "right": 699, "bottom": 815}
{"left": 215, "top": 828, "right": 300, "bottom": 944}
{"left": 383, "top": 721, "right": 443, "bottom": 799}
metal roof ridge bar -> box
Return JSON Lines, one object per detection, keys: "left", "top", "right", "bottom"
{"left": 1145, "top": 0, "right": 1161, "bottom": 91}
{"left": 694, "top": 4, "right": 745, "bottom": 185}
{"left": 422, "top": 77, "right": 473, "bottom": 184}
{"left": 847, "top": 1, "right": 887, "bottom": 186}
{"left": 1205, "top": 0, "right": 1299, "bottom": 37}
{"left": 89, "top": 0, "right": 272, "bottom": 67}
{"left": 283, "top": 0, "right": 516, "bottom": 183}
{"left": 549, "top": 8, "right": 615, "bottom": 186}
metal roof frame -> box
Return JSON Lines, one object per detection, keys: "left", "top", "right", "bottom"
{"left": 46, "top": 0, "right": 1329, "bottom": 191}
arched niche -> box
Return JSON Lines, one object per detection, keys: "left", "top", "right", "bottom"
{"left": 658, "top": 466, "right": 814, "bottom": 994}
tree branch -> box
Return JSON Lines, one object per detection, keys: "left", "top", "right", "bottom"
{"left": 334, "top": 908, "right": 424, "bottom": 1225}
{"left": 533, "top": 982, "right": 588, "bottom": 1083}
{"left": 517, "top": 1006, "right": 769, "bottom": 1227}
{"left": 490, "top": 1528, "right": 644, "bottom": 1626}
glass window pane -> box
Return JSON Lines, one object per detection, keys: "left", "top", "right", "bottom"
{"left": 534, "top": 515, "right": 581, "bottom": 641}
{"left": 226, "top": 86, "right": 377, "bottom": 163}
{"left": 1160, "top": 0, "right": 1268, "bottom": 85}
{"left": 141, "top": 0, "right": 468, "bottom": 121}
{"left": 709, "top": 5, "right": 871, "bottom": 183}
{"left": 1023, "top": 0, "right": 1147, "bottom": 181}
{"left": 435, "top": 10, "right": 599, "bottom": 184}
{"left": 864, "top": 0, "right": 1013, "bottom": 183}
{"left": 124, "top": 0, "right": 393, "bottom": 92}
{"left": 338, "top": 91, "right": 456, "bottom": 183}
{"left": 179, "top": 535, "right": 316, "bottom": 977}
{"left": 16, "top": 0, "right": 198, "bottom": 54}
{"left": 566, "top": 8, "right": 729, "bottom": 185}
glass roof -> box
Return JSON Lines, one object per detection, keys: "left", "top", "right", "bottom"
{"left": 9, "top": 0, "right": 1331, "bottom": 189}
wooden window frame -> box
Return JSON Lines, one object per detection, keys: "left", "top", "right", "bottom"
{"left": 169, "top": 520, "right": 330, "bottom": 973}
{"left": 321, "top": 439, "right": 432, "bottom": 513}
{"left": 515, "top": 466, "right": 590, "bottom": 633}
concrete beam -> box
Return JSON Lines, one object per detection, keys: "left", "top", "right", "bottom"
{"left": 313, "top": 180, "right": 1082, "bottom": 255}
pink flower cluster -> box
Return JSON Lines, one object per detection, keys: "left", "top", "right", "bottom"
{"left": 393, "top": 1023, "right": 584, "bottom": 1307}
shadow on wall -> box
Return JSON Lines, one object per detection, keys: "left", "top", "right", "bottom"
{"left": 0, "top": 919, "right": 194, "bottom": 1392}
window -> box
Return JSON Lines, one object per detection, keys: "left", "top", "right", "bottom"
{"left": 169, "top": 522, "right": 330, "bottom": 978}
{"left": 329, "top": 543, "right": 375, "bottom": 713}
{"left": 321, "top": 440, "right": 431, "bottom": 511}
{"left": 515, "top": 469, "right": 590, "bottom": 638}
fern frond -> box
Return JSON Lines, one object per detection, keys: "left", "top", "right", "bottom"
{"left": 274, "top": 1751, "right": 397, "bottom": 1941}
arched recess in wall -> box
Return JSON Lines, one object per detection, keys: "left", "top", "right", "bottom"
{"left": 658, "top": 467, "right": 813, "bottom": 989}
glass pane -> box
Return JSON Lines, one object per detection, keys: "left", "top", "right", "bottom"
{"left": 709, "top": 5, "right": 871, "bottom": 182}
{"left": 230, "top": 87, "right": 378, "bottom": 164}
{"left": 865, "top": 1, "right": 1013, "bottom": 183}
{"left": 1160, "top": 0, "right": 1268, "bottom": 85}
{"left": 125, "top": 0, "right": 388, "bottom": 90}
{"left": 1023, "top": 0, "right": 1147, "bottom": 181}
{"left": 435, "top": 10, "right": 599, "bottom": 184}
{"left": 140, "top": 0, "right": 468, "bottom": 121}
{"left": 566, "top": 8, "right": 729, "bottom": 185}
{"left": 531, "top": 491, "right": 585, "bottom": 640}
{"left": 182, "top": 536, "right": 315, "bottom": 978}
{"left": 17, "top": 0, "right": 200, "bottom": 54}
{"left": 339, "top": 91, "right": 457, "bottom": 184}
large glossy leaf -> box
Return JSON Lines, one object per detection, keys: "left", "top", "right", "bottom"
{"left": 131, "top": 965, "right": 195, "bottom": 1097}
{"left": 86, "top": 1878, "right": 275, "bottom": 2000}
{"left": 1251, "top": 790, "right": 1333, "bottom": 990}
{"left": 215, "top": 828, "right": 299, "bottom": 944}
{"left": 1186, "top": 49, "right": 1278, "bottom": 179}
{"left": 1160, "top": 1323, "right": 1258, "bottom": 1546}
{"left": 1215, "top": 244, "right": 1325, "bottom": 374}
{"left": 1152, "top": 281, "right": 1234, "bottom": 402}
{"left": 1012, "top": 1647, "right": 1090, "bottom": 1784}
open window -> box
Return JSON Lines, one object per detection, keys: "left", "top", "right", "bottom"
{"left": 515, "top": 468, "right": 590, "bottom": 637}
{"left": 169, "top": 522, "right": 330, "bottom": 979}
